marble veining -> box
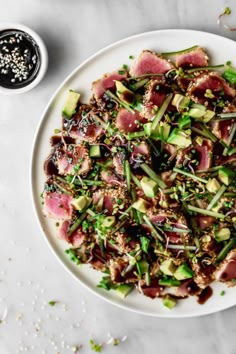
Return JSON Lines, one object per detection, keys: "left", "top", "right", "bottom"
{"left": 1, "top": 0, "right": 236, "bottom": 353}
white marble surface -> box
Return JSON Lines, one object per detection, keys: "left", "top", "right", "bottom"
{"left": 1, "top": 0, "right": 236, "bottom": 353}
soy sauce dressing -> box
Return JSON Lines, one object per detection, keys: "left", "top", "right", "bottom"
{"left": 0, "top": 29, "right": 41, "bottom": 88}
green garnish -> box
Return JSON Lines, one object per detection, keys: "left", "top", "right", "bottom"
{"left": 65, "top": 249, "right": 81, "bottom": 265}
{"left": 151, "top": 94, "right": 173, "bottom": 131}
{"left": 207, "top": 185, "right": 227, "bottom": 210}
{"left": 48, "top": 301, "right": 57, "bottom": 306}
{"left": 140, "top": 236, "right": 150, "bottom": 253}
{"left": 187, "top": 205, "right": 225, "bottom": 219}
{"left": 162, "top": 45, "right": 198, "bottom": 56}
{"left": 216, "top": 238, "right": 236, "bottom": 262}
{"left": 220, "top": 290, "right": 225, "bottom": 296}
{"left": 124, "top": 160, "right": 131, "bottom": 192}
{"left": 173, "top": 167, "right": 208, "bottom": 184}
{"left": 90, "top": 339, "right": 103, "bottom": 352}
{"left": 141, "top": 163, "right": 167, "bottom": 189}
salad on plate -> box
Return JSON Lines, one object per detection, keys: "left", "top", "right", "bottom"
{"left": 42, "top": 45, "right": 236, "bottom": 309}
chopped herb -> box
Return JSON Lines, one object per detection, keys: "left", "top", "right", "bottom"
{"left": 48, "top": 301, "right": 57, "bottom": 306}
{"left": 118, "top": 70, "right": 125, "bottom": 75}
{"left": 129, "top": 55, "right": 134, "bottom": 59}
{"left": 140, "top": 236, "right": 150, "bottom": 253}
{"left": 220, "top": 290, "right": 225, "bottom": 296}
{"left": 90, "top": 339, "right": 103, "bottom": 352}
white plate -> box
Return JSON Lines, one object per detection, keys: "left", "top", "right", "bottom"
{"left": 31, "top": 29, "right": 236, "bottom": 318}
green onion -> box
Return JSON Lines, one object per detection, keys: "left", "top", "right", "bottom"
{"left": 167, "top": 244, "right": 197, "bottom": 250}
{"left": 131, "top": 172, "right": 141, "bottom": 187}
{"left": 216, "top": 112, "right": 236, "bottom": 120}
{"left": 105, "top": 89, "right": 135, "bottom": 114}
{"left": 92, "top": 114, "right": 114, "bottom": 134}
{"left": 126, "top": 131, "right": 146, "bottom": 140}
{"left": 140, "top": 236, "right": 150, "bottom": 253}
{"left": 124, "top": 160, "right": 131, "bottom": 192}
{"left": 127, "top": 73, "right": 163, "bottom": 80}
{"left": 191, "top": 126, "right": 214, "bottom": 140}
{"left": 162, "top": 45, "right": 198, "bottom": 56}
{"left": 145, "top": 271, "right": 151, "bottom": 286}
{"left": 200, "top": 124, "right": 217, "bottom": 142}
{"left": 187, "top": 205, "right": 225, "bottom": 219}
{"left": 151, "top": 94, "right": 173, "bottom": 131}
{"left": 141, "top": 163, "right": 167, "bottom": 189}
{"left": 163, "top": 226, "right": 192, "bottom": 233}
{"left": 67, "top": 211, "right": 88, "bottom": 237}
{"left": 173, "top": 167, "right": 208, "bottom": 184}
{"left": 196, "top": 166, "right": 223, "bottom": 174}
{"left": 147, "top": 138, "right": 160, "bottom": 156}
{"left": 216, "top": 238, "right": 236, "bottom": 262}
{"left": 143, "top": 215, "right": 164, "bottom": 242}
{"left": 53, "top": 182, "right": 73, "bottom": 196}
{"left": 207, "top": 185, "right": 227, "bottom": 210}
{"left": 130, "top": 78, "right": 149, "bottom": 91}
{"left": 187, "top": 64, "right": 224, "bottom": 73}
{"left": 223, "top": 123, "right": 236, "bottom": 156}
{"left": 119, "top": 205, "right": 133, "bottom": 220}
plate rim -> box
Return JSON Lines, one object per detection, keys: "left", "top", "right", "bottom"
{"left": 30, "top": 28, "right": 236, "bottom": 318}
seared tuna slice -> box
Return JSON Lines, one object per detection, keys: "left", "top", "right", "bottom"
{"left": 132, "top": 141, "right": 150, "bottom": 156}
{"left": 130, "top": 50, "right": 174, "bottom": 77}
{"left": 100, "top": 169, "right": 124, "bottom": 186}
{"left": 215, "top": 249, "right": 236, "bottom": 285}
{"left": 212, "top": 120, "right": 233, "bottom": 143}
{"left": 194, "top": 216, "right": 215, "bottom": 230}
{"left": 175, "top": 46, "right": 209, "bottom": 68}
{"left": 92, "top": 70, "right": 127, "bottom": 101}
{"left": 113, "top": 152, "right": 126, "bottom": 175}
{"left": 139, "top": 280, "right": 163, "bottom": 298}
{"left": 93, "top": 187, "right": 128, "bottom": 215}
{"left": 64, "top": 105, "right": 104, "bottom": 143}
{"left": 116, "top": 108, "right": 146, "bottom": 133}
{"left": 57, "top": 144, "right": 92, "bottom": 176}
{"left": 192, "top": 262, "right": 215, "bottom": 289}
{"left": 188, "top": 72, "right": 236, "bottom": 105}
{"left": 109, "top": 256, "right": 137, "bottom": 283}
{"left": 43, "top": 191, "right": 73, "bottom": 220}
{"left": 193, "top": 138, "right": 213, "bottom": 171}
{"left": 176, "top": 279, "right": 200, "bottom": 297}
{"left": 141, "top": 80, "right": 172, "bottom": 120}
{"left": 58, "top": 220, "right": 86, "bottom": 246}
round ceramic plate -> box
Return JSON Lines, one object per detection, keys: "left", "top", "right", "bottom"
{"left": 31, "top": 29, "right": 236, "bottom": 317}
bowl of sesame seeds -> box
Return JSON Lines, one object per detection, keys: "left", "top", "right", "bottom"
{"left": 0, "top": 23, "right": 48, "bottom": 94}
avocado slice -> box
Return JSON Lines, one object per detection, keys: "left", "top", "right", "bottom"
{"left": 140, "top": 176, "right": 159, "bottom": 198}
{"left": 167, "top": 128, "right": 192, "bottom": 148}
{"left": 159, "top": 277, "right": 181, "bottom": 287}
{"left": 115, "top": 81, "right": 135, "bottom": 105}
{"left": 218, "top": 167, "right": 235, "bottom": 186}
{"left": 172, "top": 93, "right": 190, "bottom": 111}
{"left": 174, "top": 263, "right": 194, "bottom": 280}
{"left": 215, "top": 228, "right": 231, "bottom": 242}
{"left": 188, "top": 108, "right": 206, "bottom": 119}
{"left": 160, "top": 259, "right": 177, "bottom": 276}
{"left": 71, "top": 196, "right": 91, "bottom": 211}
{"left": 62, "top": 90, "right": 80, "bottom": 118}
{"left": 102, "top": 216, "right": 116, "bottom": 228}
{"left": 89, "top": 145, "right": 101, "bottom": 158}
{"left": 162, "top": 295, "right": 177, "bottom": 309}
{"left": 132, "top": 198, "right": 150, "bottom": 213}
{"left": 206, "top": 178, "right": 221, "bottom": 194}
{"left": 202, "top": 110, "right": 215, "bottom": 122}
{"left": 115, "top": 284, "right": 134, "bottom": 299}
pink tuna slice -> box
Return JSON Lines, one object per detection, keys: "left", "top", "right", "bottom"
{"left": 130, "top": 50, "right": 174, "bottom": 77}
{"left": 92, "top": 190, "right": 117, "bottom": 215}
{"left": 92, "top": 70, "right": 127, "bottom": 100}
{"left": 140, "top": 280, "right": 163, "bottom": 299}
{"left": 113, "top": 152, "right": 125, "bottom": 175}
{"left": 193, "top": 138, "right": 213, "bottom": 171}
{"left": 68, "top": 107, "right": 104, "bottom": 143}
{"left": 175, "top": 46, "right": 209, "bottom": 68}
{"left": 132, "top": 141, "right": 150, "bottom": 156}
{"left": 212, "top": 120, "right": 233, "bottom": 143}
{"left": 215, "top": 250, "right": 236, "bottom": 283}
{"left": 141, "top": 81, "right": 171, "bottom": 120}
{"left": 194, "top": 216, "right": 215, "bottom": 229}
{"left": 44, "top": 191, "right": 73, "bottom": 220}
{"left": 57, "top": 145, "right": 92, "bottom": 175}
{"left": 116, "top": 109, "right": 146, "bottom": 133}
{"left": 176, "top": 279, "right": 199, "bottom": 297}
{"left": 100, "top": 170, "right": 124, "bottom": 186}
{"left": 188, "top": 72, "right": 236, "bottom": 105}
{"left": 58, "top": 221, "right": 86, "bottom": 246}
